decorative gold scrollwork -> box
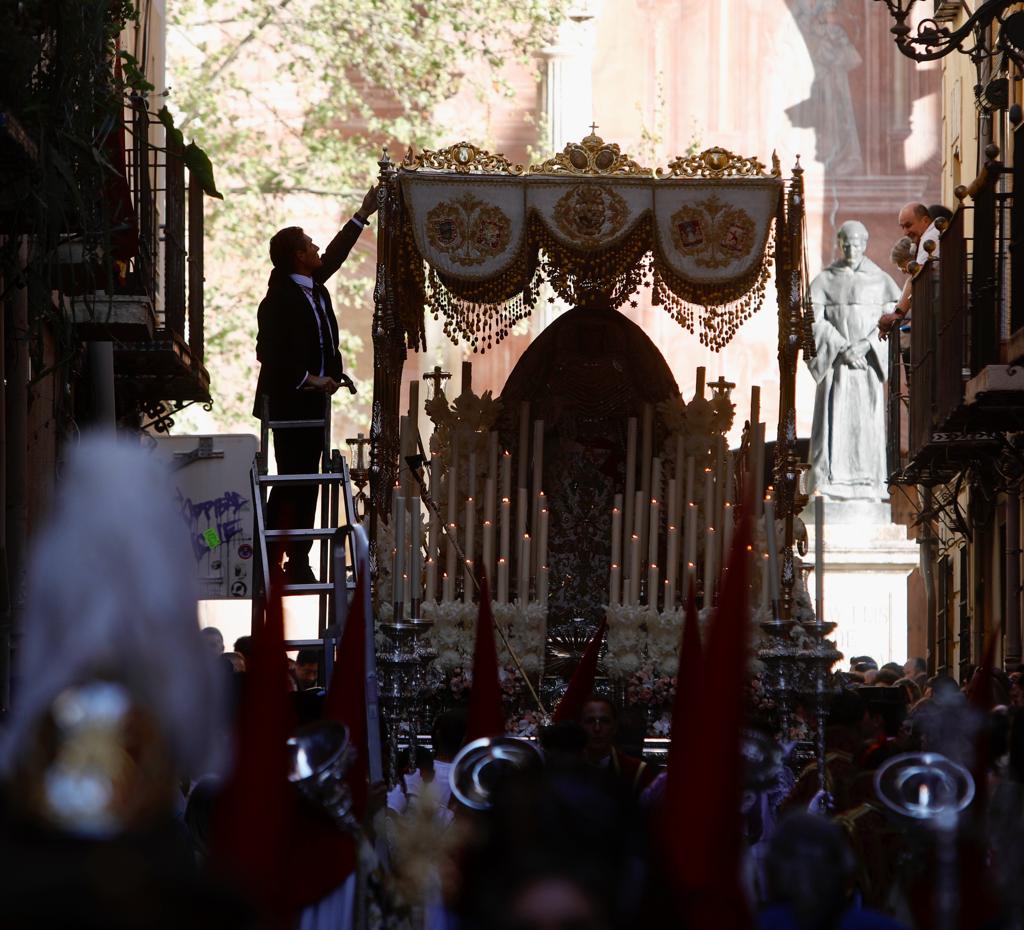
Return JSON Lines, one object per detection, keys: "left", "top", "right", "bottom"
{"left": 528, "top": 131, "right": 652, "bottom": 177}
{"left": 402, "top": 142, "right": 525, "bottom": 175}
{"left": 656, "top": 147, "right": 780, "bottom": 180}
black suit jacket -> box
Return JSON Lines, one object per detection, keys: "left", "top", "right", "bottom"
{"left": 252, "top": 220, "right": 363, "bottom": 420}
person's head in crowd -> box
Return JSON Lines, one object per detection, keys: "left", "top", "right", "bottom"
{"left": 860, "top": 687, "right": 907, "bottom": 739}
{"left": 432, "top": 709, "right": 467, "bottom": 763}
{"left": 201, "top": 625, "right": 225, "bottom": 655}
{"left": 925, "top": 673, "right": 962, "bottom": 705}
{"left": 454, "top": 759, "right": 639, "bottom": 930}
{"left": 1010, "top": 671, "right": 1024, "bottom": 707}
{"left": 893, "top": 676, "right": 922, "bottom": 706}
{"left": 875, "top": 668, "right": 901, "bottom": 686}
{"left": 539, "top": 721, "right": 589, "bottom": 767}
{"left": 763, "top": 813, "right": 857, "bottom": 930}
{"left": 898, "top": 202, "right": 932, "bottom": 243}
{"left": 890, "top": 236, "right": 917, "bottom": 273}
{"left": 233, "top": 635, "right": 253, "bottom": 666}
{"left": 294, "top": 648, "right": 320, "bottom": 690}
{"left": 221, "top": 651, "right": 245, "bottom": 674}
{"left": 904, "top": 656, "right": 927, "bottom": 680}
{"left": 850, "top": 656, "right": 878, "bottom": 674}
{"left": 880, "top": 662, "right": 903, "bottom": 675}
{"left": 928, "top": 203, "right": 954, "bottom": 226}
{"left": 862, "top": 668, "right": 880, "bottom": 685}
{"left": 580, "top": 695, "right": 618, "bottom": 764}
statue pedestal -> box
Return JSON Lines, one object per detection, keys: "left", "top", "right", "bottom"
{"left": 804, "top": 500, "right": 918, "bottom": 666}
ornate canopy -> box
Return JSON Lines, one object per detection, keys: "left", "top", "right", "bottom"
{"left": 385, "top": 133, "right": 783, "bottom": 354}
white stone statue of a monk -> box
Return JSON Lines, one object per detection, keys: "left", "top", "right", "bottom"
{"left": 807, "top": 220, "right": 900, "bottom": 500}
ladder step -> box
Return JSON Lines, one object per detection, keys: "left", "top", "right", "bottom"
{"left": 282, "top": 582, "right": 336, "bottom": 595}
{"left": 267, "top": 419, "right": 327, "bottom": 429}
{"left": 259, "top": 473, "right": 347, "bottom": 485}
{"left": 265, "top": 528, "right": 338, "bottom": 540}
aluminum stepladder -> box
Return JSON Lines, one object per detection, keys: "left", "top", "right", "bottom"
{"left": 250, "top": 396, "right": 360, "bottom": 685}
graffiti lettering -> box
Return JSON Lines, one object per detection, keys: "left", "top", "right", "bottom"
{"left": 175, "top": 488, "right": 249, "bottom": 562}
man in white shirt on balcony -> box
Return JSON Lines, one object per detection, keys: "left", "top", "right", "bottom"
{"left": 898, "top": 202, "right": 939, "bottom": 264}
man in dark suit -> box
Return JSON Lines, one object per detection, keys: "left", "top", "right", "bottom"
{"left": 253, "top": 187, "right": 377, "bottom": 583}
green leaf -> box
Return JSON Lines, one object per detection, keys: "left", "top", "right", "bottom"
{"left": 183, "top": 141, "right": 224, "bottom": 199}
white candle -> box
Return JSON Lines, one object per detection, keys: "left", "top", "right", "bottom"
{"left": 497, "top": 556, "right": 509, "bottom": 604}
{"left": 629, "top": 533, "right": 641, "bottom": 606}
{"left": 703, "top": 526, "right": 716, "bottom": 605}
{"left": 673, "top": 435, "right": 685, "bottom": 528}
{"left": 815, "top": 492, "right": 824, "bottom": 621}
{"left": 394, "top": 494, "right": 406, "bottom": 607}
{"left": 445, "top": 440, "right": 459, "bottom": 602}
{"left": 518, "top": 401, "right": 530, "bottom": 489}
{"left": 537, "top": 506, "right": 549, "bottom": 575}
{"left": 722, "top": 501, "right": 734, "bottom": 557}
{"left": 531, "top": 421, "right": 545, "bottom": 560}
{"left": 647, "top": 559, "right": 659, "bottom": 612}
{"left": 754, "top": 423, "right": 766, "bottom": 518}
{"left": 518, "top": 534, "right": 531, "bottom": 603}
{"left": 500, "top": 496, "right": 511, "bottom": 597}
{"left": 684, "top": 501, "right": 698, "bottom": 583}
{"left": 703, "top": 467, "right": 714, "bottom": 530}
{"left": 500, "top": 449, "right": 512, "bottom": 500}
{"left": 462, "top": 359, "right": 472, "bottom": 395}
{"left": 515, "top": 486, "right": 528, "bottom": 565}
{"left": 482, "top": 519, "right": 495, "bottom": 589}
{"left": 624, "top": 417, "right": 638, "bottom": 566}
{"left": 410, "top": 496, "right": 422, "bottom": 602}
{"left": 750, "top": 385, "right": 760, "bottom": 432}
{"left": 648, "top": 494, "right": 659, "bottom": 568}
{"left": 764, "top": 498, "right": 781, "bottom": 610}
{"left": 464, "top": 497, "right": 475, "bottom": 605}
{"left": 695, "top": 366, "right": 706, "bottom": 398}
{"left": 488, "top": 430, "right": 499, "bottom": 488}
{"left": 468, "top": 447, "right": 478, "bottom": 501}
{"left": 610, "top": 562, "right": 621, "bottom": 606}
{"left": 640, "top": 407, "right": 653, "bottom": 563}
{"left": 666, "top": 523, "right": 679, "bottom": 608}
{"left": 538, "top": 564, "right": 549, "bottom": 608}
{"left": 610, "top": 495, "right": 623, "bottom": 567}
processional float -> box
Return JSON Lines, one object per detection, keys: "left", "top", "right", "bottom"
{"left": 366, "top": 131, "right": 836, "bottom": 772}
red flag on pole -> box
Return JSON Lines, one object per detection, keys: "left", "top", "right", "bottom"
{"left": 670, "top": 496, "right": 754, "bottom": 930}
{"left": 282, "top": 565, "right": 371, "bottom": 909}
{"left": 211, "top": 583, "right": 292, "bottom": 912}
{"left": 465, "top": 572, "right": 506, "bottom": 743}
{"left": 552, "top": 619, "right": 607, "bottom": 723}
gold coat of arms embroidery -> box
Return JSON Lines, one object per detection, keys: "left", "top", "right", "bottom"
{"left": 670, "top": 194, "right": 756, "bottom": 269}
{"left": 552, "top": 184, "right": 629, "bottom": 247}
{"left": 426, "top": 193, "right": 512, "bottom": 267}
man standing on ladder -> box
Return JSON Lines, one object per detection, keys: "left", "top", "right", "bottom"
{"left": 252, "top": 186, "right": 378, "bottom": 584}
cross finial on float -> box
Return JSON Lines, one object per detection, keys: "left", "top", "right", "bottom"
{"left": 709, "top": 375, "right": 736, "bottom": 397}
{"left": 422, "top": 365, "right": 452, "bottom": 398}
{"left": 588, "top": 121, "right": 599, "bottom": 136}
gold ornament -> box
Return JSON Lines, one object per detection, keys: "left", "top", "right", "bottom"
{"left": 656, "top": 146, "right": 779, "bottom": 180}
{"left": 552, "top": 183, "right": 630, "bottom": 247}
{"left": 529, "top": 129, "right": 652, "bottom": 177}
{"left": 669, "top": 194, "right": 757, "bottom": 269}
{"left": 426, "top": 193, "right": 513, "bottom": 267}
{"left": 403, "top": 142, "right": 524, "bottom": 175}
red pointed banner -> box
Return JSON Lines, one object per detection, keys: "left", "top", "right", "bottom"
{"left": 212, "top": 583, "right": 292, "bottom": 910}
{"left": 466, "top": 572, "right": 506, "bottom": 743}
{"left": 671, "top": 496, "right": 754, "bottom": 930}
{"left": 553, "top": 619, "right": 607, "bottom": 723}
{"left": 282, "top": 566, "right": 371, "bottom": 909}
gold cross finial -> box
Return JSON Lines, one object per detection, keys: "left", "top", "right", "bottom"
{"left": 589, "top": 122, "right": 599, "bottom": 136}
{"left": 422, "top": 365, "right": 452, "bottom": 398}
{"left": 709, "top": 375, "right": 736, "bottom": 397}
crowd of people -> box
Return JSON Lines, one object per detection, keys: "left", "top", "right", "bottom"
{"left": 4, "top": 442, "right": 1024, "bottom": 930}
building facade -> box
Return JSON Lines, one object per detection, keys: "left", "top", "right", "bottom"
{"left": 886, "top": 2, "right": 1024, "bottom": 677}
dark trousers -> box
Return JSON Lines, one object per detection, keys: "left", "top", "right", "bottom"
{"left": 266, "top": 425, "right": 324, "bottom": 565}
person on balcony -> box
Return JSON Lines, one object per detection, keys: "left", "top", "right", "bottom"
{"left": 252, "top": 186, "right": 378, "bottom": 584}
{"left": 898, "top": 201, "right": 939, "bottom": 264}
{"left": 877, "top": 236, "right": 915, "bottom": 340}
